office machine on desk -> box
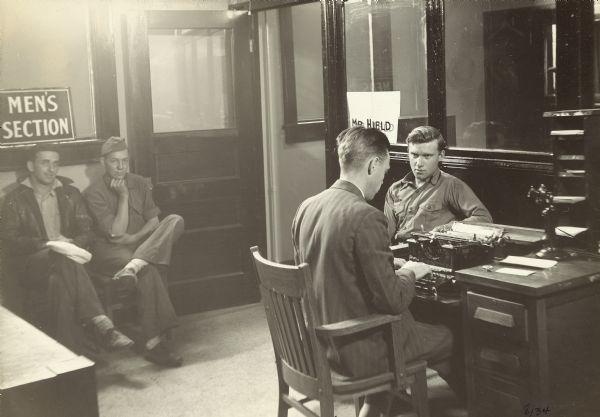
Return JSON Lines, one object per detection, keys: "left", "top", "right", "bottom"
{"left": 407, "top": 222, "right": 503, "bottom": 298}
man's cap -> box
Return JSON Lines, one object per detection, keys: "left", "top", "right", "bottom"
{"left": 101, "top": 136, "right": 128, "bottom": 157}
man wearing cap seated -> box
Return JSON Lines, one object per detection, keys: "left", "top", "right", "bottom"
{"left": 0, "top": 144, "right": 133, "bottom": 353}
{"left": 85, "top": 136, "right": 184, "bottom": 367}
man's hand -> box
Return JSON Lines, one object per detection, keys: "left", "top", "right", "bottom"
{"left": 108, "top": 233, "right": 137, "bottom": 245}
{"left": 399, "top": 260, "right": 431, "bottom": 280}
{"left": 432, "top": 222, "right": 453, "bottom": 233}
{"left": 110, "top": 178, "right": 129, "bottom": 197}
{"left": 393, "top": 257, "right": 407, "bottom": 269}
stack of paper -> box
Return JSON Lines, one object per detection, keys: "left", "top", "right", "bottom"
{"left": 555, "top": 226, "right": 587, "bottom": 238}
{"left": 493, "top": 256, "right": 558, "bottom": 276}
{"left": 499, "top": 256, "right": 557, "bottom": 269}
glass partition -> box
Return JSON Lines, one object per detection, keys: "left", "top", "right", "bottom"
{"left": 345, "top": 0, "right": 428, "bottom": 143}
{"left": 594, "top": 3, "right": 600, "bottom": 104}
{"left": 445, "top": 0, "right": 555, "bottom": 152}
{"left": 290, "top": 2, "right": 324, "bottom": 122}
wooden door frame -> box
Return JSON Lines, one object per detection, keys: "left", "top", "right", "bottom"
{"left": 120, "top": 10, "right": 266, "bottom": 311}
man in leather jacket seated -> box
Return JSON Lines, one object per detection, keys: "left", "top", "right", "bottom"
{"left": 0, "top": 144, "right": 132, "bottom": 353}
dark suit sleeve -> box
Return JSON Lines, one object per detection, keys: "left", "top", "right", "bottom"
{"left": 355, "top": 210, "right": 415, "bottom": 315}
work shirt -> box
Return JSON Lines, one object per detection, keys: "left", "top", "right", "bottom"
{"left": 85, "top": 173, "right": 160, "bottom": 238}
{"left": 23, "top": 178, "right": 62, "bottom": 240}
{"left": 384, "top": 169, "right": 492, "bottom": 242}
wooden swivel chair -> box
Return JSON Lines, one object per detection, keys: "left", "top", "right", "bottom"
{"left": 250, "top": 246, "right": 430, "bottom": 417}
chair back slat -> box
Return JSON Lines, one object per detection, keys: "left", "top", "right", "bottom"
{"left": 272, "top": 292, "right": 304, "bottom": 371}
{"left": 259, "top": 286, "right": 289, "bottom": 364}
{"left": 251, "top": 247, "right": 320, "bottom": 380}
{"left": 281, "top": 294, "right": 311, "bottom": 374}
{"left": 291, "top": 297, "right": 316, "bottom": 376}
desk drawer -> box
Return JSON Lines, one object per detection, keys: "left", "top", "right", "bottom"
{"left": 470, "top": 370, "right": 529, "bottom": 417}
{"left": 467, "top": 291, "right": 528, "bottom": 343}
{"left": 471, "top": 342, "right": 529, "bottom": 379}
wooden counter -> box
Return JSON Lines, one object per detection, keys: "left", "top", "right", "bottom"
{"left": 0, "top": 306, "right": 98, "bottom": 417}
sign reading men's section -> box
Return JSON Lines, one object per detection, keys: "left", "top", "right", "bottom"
{"left": 0, "top": 88, "right": 75, "bottom": 146}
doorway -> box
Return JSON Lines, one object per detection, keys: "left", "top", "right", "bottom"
{"left": 122, "top": 10, "right": 265, "bottom": 314}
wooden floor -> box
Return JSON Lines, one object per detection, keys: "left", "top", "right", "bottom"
{"left": 94, "top": 303, "right": 466, "bottom": 417}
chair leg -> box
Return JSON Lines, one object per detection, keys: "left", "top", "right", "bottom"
{"left": 320, "top": 398, "right": 335, "bottom": 417}
{"left": 411, "top": 370, "right": 430, "bottom": 417}
{"left": 277, "top": 381, "right": 290, "bottom": 417}
{"left": 277, "top": 394, "right": 289, "bottom": 417}
{"left": 353, "top": 396, "right": 363, "bottom": 417}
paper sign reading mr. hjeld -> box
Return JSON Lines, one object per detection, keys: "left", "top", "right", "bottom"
{"left": 347, "top": 91, "right": 401, "bottom": 143}
{"left": 0, "top": 88, "right": 75, "bottom": 146}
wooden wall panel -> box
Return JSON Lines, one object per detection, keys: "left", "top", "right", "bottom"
{"left": 170, "top": 229, "right": 245, "bottom": 280}
{"left": 375, "top": 155, "right": 553, "bottom": 230}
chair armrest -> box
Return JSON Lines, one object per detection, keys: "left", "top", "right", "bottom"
{"left": 315, "top": 314, "right": 400, "bottom": 337}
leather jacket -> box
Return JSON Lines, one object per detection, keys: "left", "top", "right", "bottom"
{"left": 0, "top": 176, "right": 93, "bottom": 255}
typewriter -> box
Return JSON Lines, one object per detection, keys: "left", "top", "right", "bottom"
{"left": 407, "top": 222, "right": 504, "bottom": 298}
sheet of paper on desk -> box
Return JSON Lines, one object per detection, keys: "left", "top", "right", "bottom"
{"left": 555, "top": 226, "right": 587, "bottom": 237}
{"left": 390, "top": 242, "right": 409, "bottom": 251}
{"left": 495, "top": 267, "right": 537, "bottom": 276}
{"left": 499, "top": 256, "right": 557, "bottom": 269}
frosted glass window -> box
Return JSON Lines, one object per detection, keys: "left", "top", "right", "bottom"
{"left": 291, "top": 2, "right": 324, "bottom": 121}
{"left": 149, "top": 28, "right": 235, "bottom": 133}
{"left": 0, "top": 0, "right": 95, "bottom": 138}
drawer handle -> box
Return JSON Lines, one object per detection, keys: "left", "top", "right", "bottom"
{"left": 479, "top": 348, "right": 521, "bottom": 370}
{"left": 473, "top": 307, "right": 515, "bottom": 328}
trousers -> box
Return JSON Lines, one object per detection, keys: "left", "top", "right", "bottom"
{"left": 90, "top": 214, "right": 183, "bottom": 340}
{"left": 23, "top": 249, "right": 105, "bottom": 352}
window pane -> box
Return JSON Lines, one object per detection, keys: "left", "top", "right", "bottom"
{"left": 149, "top": 28, "right": 235, "bottom": 133}
{"left": 445, "top": 1, "right": 554, "bottom": 152}
{"left": 594, "top": 4, "right": 600, "bottom": 103}
{"left": 291, "top": 2, "right": 324, "bottom": 121}
{"left": 345, "top": 0, "right": 427, "bottom": 140}
{"left": 0, "top": 0, "right": 95, "bottom": 138}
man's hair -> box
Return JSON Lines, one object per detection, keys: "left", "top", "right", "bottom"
{"left": 336, "top": 126, "right": 390, "bottom": 170}
{"left": 26, "top": 143, "right": 60, "bottom": 163}
{"left": 405, "top": 126, "right": 447, "bottom": 152}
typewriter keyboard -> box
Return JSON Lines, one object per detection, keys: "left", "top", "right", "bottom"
{"left": 415, "top": 266, "right": 455, "bottom": 298}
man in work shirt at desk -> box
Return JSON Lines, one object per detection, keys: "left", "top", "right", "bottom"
{"left": 384, "top": 126, "right": 492, "bottom": 243}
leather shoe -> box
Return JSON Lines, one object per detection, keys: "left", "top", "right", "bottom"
{"left": 102, "top": 328, "right": 134, "bottom": 350}
{"left": 113, "top": 266, "right": 138, "bottom": 283}
{"left": 144, "top": 342, "right": 183, "bottom": 368}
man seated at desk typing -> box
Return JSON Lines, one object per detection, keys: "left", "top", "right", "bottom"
{"left": 384, "top": 125, "right": 492, "bottom": 244}
{"left": 293, "top": 126, "right": 464, "bottom": 416}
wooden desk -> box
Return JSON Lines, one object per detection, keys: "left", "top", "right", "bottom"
{"left": 0, "top": 306, "right": 99, "bottom": 417}
{"left": 456, "top": 254, "right": 600, "bottom": 417}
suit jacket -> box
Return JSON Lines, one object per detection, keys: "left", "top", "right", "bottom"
{"left": 292, "top": 179, "right": 424, "bottom": 378}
